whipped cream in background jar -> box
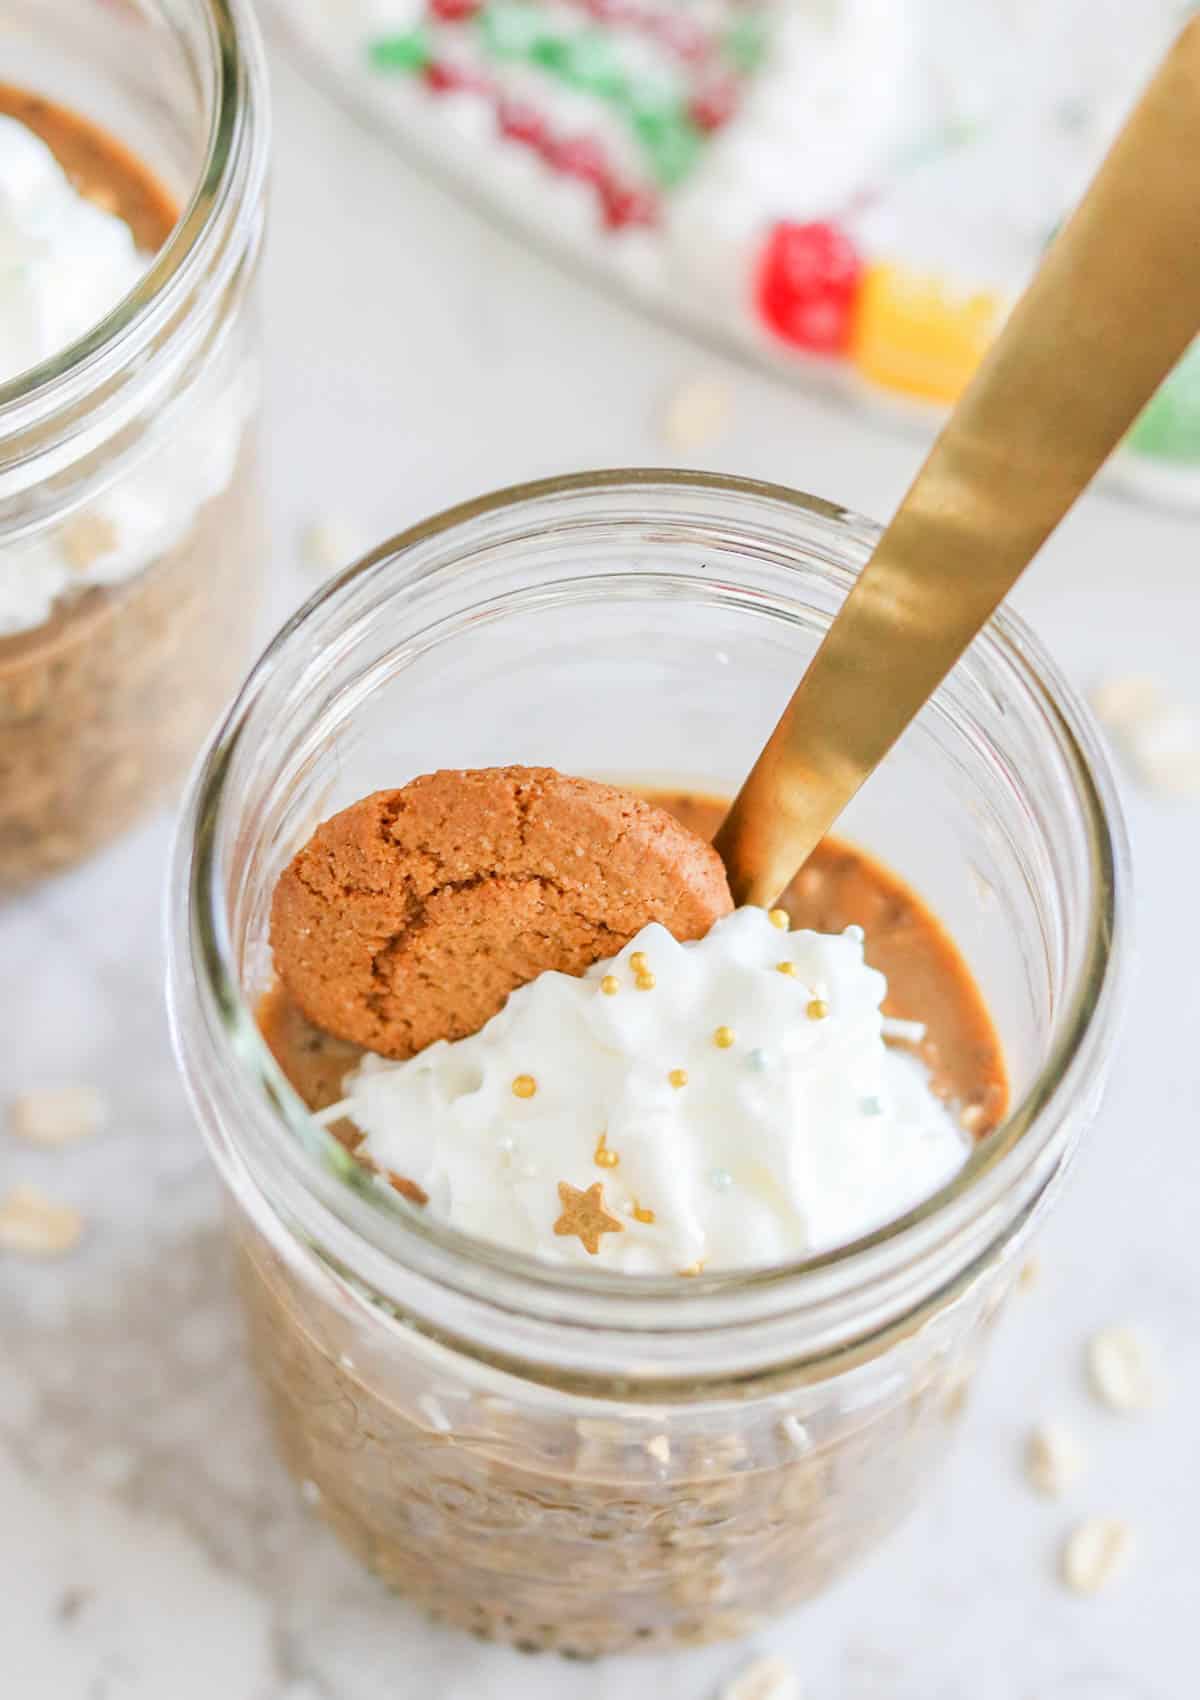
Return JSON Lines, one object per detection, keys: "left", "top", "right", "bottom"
{"left": 169, "top": 473, "right": 1128, "bottom": 1655}
{"left": 0, "top": 0, "right": 268, "bottom": 888}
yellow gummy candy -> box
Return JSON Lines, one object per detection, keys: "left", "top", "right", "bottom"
{"left": 851, "top": 263, "right": 1005, "bottom": 406}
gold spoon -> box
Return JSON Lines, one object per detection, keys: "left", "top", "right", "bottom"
{"left": 716, "top": 18, "right": 1200, "bottom": 908}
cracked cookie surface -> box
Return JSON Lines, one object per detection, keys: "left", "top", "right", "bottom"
{"left": 269, "top": 766, "right": 734, "bottom": 1057}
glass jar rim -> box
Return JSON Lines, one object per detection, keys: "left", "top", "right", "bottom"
{"left": 0, "top": 0, "right": 269, "bottom": 426}
{"left": 171, "top": 468, "right": 1129, "bottom": 1380}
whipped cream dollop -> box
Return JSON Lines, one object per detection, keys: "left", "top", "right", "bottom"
{"left": 324, "top": 907, "right": 970, "bottom": 1274}
{"left": 0, "top": 115, "right": 254, "bottom": 638}
{"left": 0, "top": 114, "right": 147, "bottom": 382}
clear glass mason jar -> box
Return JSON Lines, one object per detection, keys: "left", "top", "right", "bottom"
{"left": 168, "top": 471, "right": 1128, "bottom": 1656}
{"left": 0, "top": 0, "right": 268, "bottom": 888}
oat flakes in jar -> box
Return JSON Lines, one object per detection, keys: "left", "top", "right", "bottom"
{"left": 0, "top": 0, "right": 268, "bottom": 888}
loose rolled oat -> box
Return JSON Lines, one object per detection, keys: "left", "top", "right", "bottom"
{"left": 1060, "top": 1517, "right": 1135, "bottom": 1595}
{"left": 298, "top": 515, "right": 368, "bottom": 576}
{"left": 8, "top": 1085, "right": 107, "bottom": 1146}
{"left": 0, "top": 1184, "right": 83, "bottom": 1256}
{"left": 720, "top": 1654, "right": 800, "bottom": 1700}
{"left": 660, "top": 374, "right": 732, "bottom": 453}
{"left": 1024, "top": 1421, "right": 1084, "bottom": 1498}
{"left": 1086, "top": 1325, "right": 1158, "bottom": 1413}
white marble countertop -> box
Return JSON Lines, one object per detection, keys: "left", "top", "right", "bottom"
{"left": 3, "top": 38, "right": 1198, "bottom": 1700}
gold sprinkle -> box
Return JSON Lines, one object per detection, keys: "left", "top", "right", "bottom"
{"left": 630, "top": 951, "right": 649, "bottom": 974}
{"left": 668, "top": 1068, "right": 689, "bottom": 1089}
{"left": 632, "top": 1201, "right": 656, "bottom": 1224}
{"left": 678, "top": 1261, "right": 705, "bottom": 1277}
{"left": 594, "top": 1133, "right": 620, "bottom": 1169}
{"left": 511, "top": 1074, "right": 537, "bottom": 1099}
{"left": 776, "top": 961, "right": 798, "bottom": 977}
{"left": 554, "top": 1180, "right": 623, "bottom": 1254}
{"left": 713, "top": 1025, "right": 736, "bottom": 1049}
{"left": 636, "top": 972, "right": 656, "bottom": 991}
{"left": 600, "top": 975, "right": 620, "bottom": 996}
{"left": 768, "top": 908, "right": 790, "bottom": 930}
{"left": 806, "top": 998, "right": 830, "bottom": 1021}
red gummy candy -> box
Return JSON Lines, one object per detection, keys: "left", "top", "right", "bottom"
{"left": 429, "top": 0, "right": 482, "bottom": 18}
{"left": 757, "top": 221, "right": 863, "bottom": 355}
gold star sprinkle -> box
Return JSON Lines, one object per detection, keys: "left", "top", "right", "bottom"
{"left": 512, "top": 1074, "right": 537, "bottom": 1099}
{"left": 593, "top": 1132, "right": 619, "bottom": 1169}
{"left": 630, "top": 951, "right": 649, "bottom": 974}
{"left": 768, "top": 908, "right": 790, "bottom": 930}
{"left": 668, "top": 1068, "right": 688, "bottom": 1089}
{"left": 776, "top": 961, "right": 798, "bottom": 977}
{"left": 554, "top": 1181, "right": 624, "bottom": 1255}
{"left": 806, "top": 998, "right": 830, "bottom": 1020}
{"left": 636, "top": 972, "right": 657, "bottom": 990}
{"left": 632, "top": 1201, "right": 656, "bottom": 1224}
{"left": 713, "top": 1025, "right": 736, "bottom": 1049}
{"left": 600, "top": 975, "right": 620, "bottom": 996}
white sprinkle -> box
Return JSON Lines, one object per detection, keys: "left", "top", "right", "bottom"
{"left": 0, "top": 1185, "right": 83, "bottom": 1256}
{"left": 1061, "top": 1517, "right": 1136, "bottom": 1594}
{"left": 710, "top": 1168, "right": 734, "bottom": 1191}
{"left": 720, "top": 1654, "right": 800, "bottom": 1700}
{"left": 778, "top": 1414, "right": 812, "bottom": 1454}
{"left": 745, "top": 1048, "right": 769, "bottom": 1073}
{"left": 300, "top": 1479, "right": 321, "bottom": 1506}
{"left": 645, "top": 1433, "right": 671, "bottom": 1465}
{"left": 1087, "top": 1325, "right": 1158, "bottom": 1413}
{"left": 1024, "top": 1421, "right": 1084, "bottom": 1498}
{"left": 843, "top": 923, "right": 865, "bottom": 943}
{"left": 881, "top": 1016, "right": 927, "bottom": 1043}
{"left": 298, "top": 515, "right": 367, "bottom": 576}
{"left": 419, "top": 1393, "right": 453, "bottom": 1433}
{"left": 659, "top": 373, "right": 732, "bottom": 452}
{"left": 860, "top": 1095, "right": 883, "bottom": 1117}
{"left": 497, "top": 1135, "right": 515, "bottom": 1154}
{"left": 8, "top": 1085, "right": 107, "bottom": 1146}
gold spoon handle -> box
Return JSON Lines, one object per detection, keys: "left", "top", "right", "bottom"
{"left": 717, "top": 18, "right": 1200, "bottom": 908}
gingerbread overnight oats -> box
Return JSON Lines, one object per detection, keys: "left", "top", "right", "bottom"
{"left": 169, "top": 474, "right": 1127, "bottom": 1654}
{"left": 0, "top": 0, "right": 268, "bottom": 888}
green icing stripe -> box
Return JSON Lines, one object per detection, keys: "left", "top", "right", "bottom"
{"left": 367, "top": 3, "right": 748, "bottom": 189}
{"left": 368, "top": 30, "right": 432, "bottom": 71}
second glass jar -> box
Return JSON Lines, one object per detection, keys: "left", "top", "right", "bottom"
{"left": 0, "top": 0, "right": 268, "bottom": 888}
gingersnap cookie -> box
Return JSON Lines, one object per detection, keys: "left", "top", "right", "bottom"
{"left": 270, "top": 766, "right": 733, "bottom": 1058}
